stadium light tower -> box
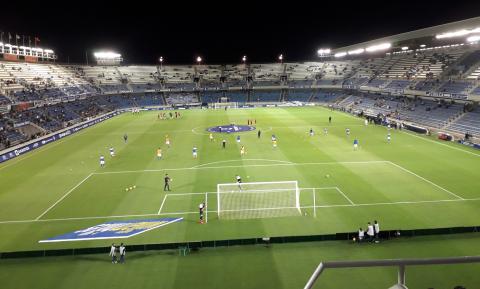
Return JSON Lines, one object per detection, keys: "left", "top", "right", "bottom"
{"left": 278, "top": 54, "right": 283, "bottom": 64}
{"left": 317, "top": 49, "right": 331, "bottom": 58}
{"left": 159, "top": 56, "right": 164, "bottom": 70}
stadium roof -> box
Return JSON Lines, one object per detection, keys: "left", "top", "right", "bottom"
{"left": 331, "top": 16, "right": 480, "bottom": 54}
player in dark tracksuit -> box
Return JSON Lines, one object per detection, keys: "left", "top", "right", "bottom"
{"left": 164, "top": 174, "right": 171, "bottom": 191}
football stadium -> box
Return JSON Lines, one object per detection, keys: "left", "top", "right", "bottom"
{"left": 1, "top": 8, "right": 480, "bottom": 289}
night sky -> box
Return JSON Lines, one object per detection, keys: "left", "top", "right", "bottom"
{"left": 1, "top": 1, "right": 479, "bottom": 65}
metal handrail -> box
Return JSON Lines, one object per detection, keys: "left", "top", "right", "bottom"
{"left": 304, "top": 255, "right": 480, "bottom": 289}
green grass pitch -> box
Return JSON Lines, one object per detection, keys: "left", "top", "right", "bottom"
{"left": 1, "top": 106, "right": 480, "bottom": 252}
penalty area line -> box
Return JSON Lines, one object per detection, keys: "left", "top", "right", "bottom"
{"left": 388, "top": 161, "right": 464, "bottom": 200}
{"left": 2, "top": 197, "right": 480, "bottom": 224}
{"left": 157, "top": 195, "right": 168, "bottom": 215}
{"left": 35, "top": 173, "right": 93, "bottom": 220}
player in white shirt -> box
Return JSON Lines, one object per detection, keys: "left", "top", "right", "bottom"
{"left": 100, "top": 155, "right": 105, "bottom": 167}
{"left": 387, "top": 133, "right": 391, "bottom": 143}
{"left": 109, "top": 147, "right": 115, "bottom": 157}
{"left": 192, "top": 146, "right": 198, "bottom": 159}
{"left": 365, "top": 119, "right": 368, "bottom": 126}
{"left": 309, "top": 128, "right": 314, "bottom": 137}
{"left": 324, "top": 128, "right": 328, "bottom": 135}
{"left": 346, "top": 128, "right": 350, "bottom": 136}
{"left": 367, "top": 222, "right": 374, "bottom": 242}
{"left": 236, "top": 135, "right": 241, "bottom": 143}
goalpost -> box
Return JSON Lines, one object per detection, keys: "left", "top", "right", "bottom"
{"left": 213, "top": 102, "right": 238, "bottom": 109}
{"left": 217, "top": 181, "right": 301, "bottom": 220}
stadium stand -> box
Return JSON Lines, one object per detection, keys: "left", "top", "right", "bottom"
{"left": 1, "top": 42, "right": 480, "bottom": 149}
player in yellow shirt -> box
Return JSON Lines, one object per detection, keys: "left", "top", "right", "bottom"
{"left": 209, "top": 133, "right": 214, "bottom": 142}
{"left": 240, "top": 145, "right": 246, "bottom": 156}
{"left": 156, "top": 148, "right": 162, "bottom": 160}
{"left": 272, "top": 139, "right": 277, "bottom": 148}
{"left": 165, "top": 134, "right": 171, "bottom": 148}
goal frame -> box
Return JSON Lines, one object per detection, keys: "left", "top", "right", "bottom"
{"left": 213, "top": 102, "right": 238, "bottom": 109}
{"left": 216, "top": 180, "right": 300, "bottom": 218}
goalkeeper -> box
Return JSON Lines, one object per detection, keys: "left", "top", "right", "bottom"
{"left": 236, "top": 175, "right": 242, "bottom": 190}
{"left": 199, "top": 201, "right": 206, "bottom": 224}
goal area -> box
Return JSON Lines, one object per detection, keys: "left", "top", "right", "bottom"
{"left": 217, "top": 181, "right": 301, "bottom": 220}
{"left": 213, "top": 102, "right": 238, "bottom": 109}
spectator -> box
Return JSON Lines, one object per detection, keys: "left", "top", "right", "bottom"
{"left": 109, "top": 243, "right": 117, "bottom": 263}
{"left": 374, "top": 220, "right": 380, "bottom": 242}
{"left": 367, "top": 222, "right": 374, "bottom": 242}
{"left": 358, "top": 228, "right": 365, "bottom": 242}
{"left": 119, "top": 243, "right": 126, "bottom": 263}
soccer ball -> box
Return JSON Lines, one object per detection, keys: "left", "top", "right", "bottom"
{"left": 129, "top": 187, "right": 133, "bottom": 190}
{"left": 125, "top": 188, "right": 129, "bottom": 192}
{"left": 325, "top": 174, "right": 330, "bottom": 178}
{"left": 133, "top": 185, "right": 136, "bottom": 189}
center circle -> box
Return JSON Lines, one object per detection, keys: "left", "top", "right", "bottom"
{"left": 206, "top": 124, "right": 256, "bottom": 133}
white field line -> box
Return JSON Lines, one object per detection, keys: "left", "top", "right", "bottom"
{"left": 335, "top": 187, "right": 355, "bottom": 205}
{"left": 35, "top": 173, "right": 93, "bottom": 220}
{"left": 93, "top": 160, "right": 389, "bottom": 175}
{"left": 2, "top": 197, "right": 480, "bottom": 224}
{"left": 157, "top": 195, "right": 168, "bottom": 215}
{"left": 388, "top": 161, "right": 464, "bottom": 200}
{"left": 400, "top": 130, "right": 480, "bottom": 157}
{"left": 191, "top": 124, "right": 366, "bottom": 135}
{"left": 336, "top": 107, "right": 480, "bottom": 157}
{"left": 192, "top": 158, "right": 294, "bottom": 168}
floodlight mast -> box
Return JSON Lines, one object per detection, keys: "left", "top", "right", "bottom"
{"left": 159, "top": 56, "right": 164, "bottom": 70}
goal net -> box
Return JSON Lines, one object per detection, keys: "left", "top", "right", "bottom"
{"left": 217, "top": 181, "right": 301, "bottom": 220}
{"left": 213, "top": 102, "right": 238, "bottom": 109}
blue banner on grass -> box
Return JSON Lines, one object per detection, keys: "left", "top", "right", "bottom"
{"left": 39, "top": 218, "right": 183, "bottom": 243}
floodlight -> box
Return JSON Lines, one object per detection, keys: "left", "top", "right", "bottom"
{"left": 159, "top": 56, "right": 164, "bottom": 62}
{"left": 317, "top": 48, "right": 331, "bottom": 55}
{"left": 420, "top": 44, "right": 426, "bottom": 48}
{"left": 44, "top": 49, "right": 54, "bottom": 53}
{"left": 0, "top": 42, "right": 3, "bottom": 46}
{"left": 242, "top": 55, "right": 247, "bottom": 62}
{"left": 334, "top": 52, "right": 347, "bottom": 58}
{"left": 94, "top": 51, "right": 121, "bottom": 59}
{"left": 196, "top": 56, "right": 202, "bottom": 63}
{"left": 401, "top": 46, "right": 409, "bottom": 51}
{"left": 348, "top": 48, "right": 364, "bottom": 55}
{"left": 467, "top": 35, "right": 480, "bottom": 42}
{"left": 366, "top": 43, "right": 391, "bottom": 52}
{"left": 278, "top": 54, "right": 283, "bottom": 61}
{"left": 436, "top": 27, "right": 480, "bottom": 39}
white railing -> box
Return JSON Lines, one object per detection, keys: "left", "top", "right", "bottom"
{"left": 304, "top": 255, "right": 480, "bottom": 289}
